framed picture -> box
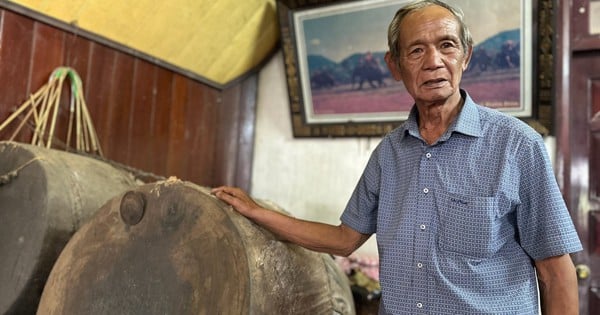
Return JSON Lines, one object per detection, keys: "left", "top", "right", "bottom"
{"left": 277, "top": 0, "right": 553, "bottom": 137}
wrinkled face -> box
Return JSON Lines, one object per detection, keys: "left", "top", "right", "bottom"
{"left": 385, "top": 5, "right": 471, "bottom": 106}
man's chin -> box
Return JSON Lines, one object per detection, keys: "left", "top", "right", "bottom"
{"left": 415, "top": 88, "right": 459, "bottom": 105}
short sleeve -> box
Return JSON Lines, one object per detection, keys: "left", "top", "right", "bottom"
{"left": 516, "top": 135, "right": 582, "bottom": 260}
{"left": 340, "top": 145, "right": 381, "bottom": 235}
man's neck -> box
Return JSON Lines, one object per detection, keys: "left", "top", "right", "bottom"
{"left": 416, "top": 95, "right": 464, "bottom": 145}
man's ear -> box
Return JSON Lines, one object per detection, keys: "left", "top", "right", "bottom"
{"left": 462, "top": 46, "right": 473, "bottom": 71}
{"left": 384, "top": 52, "right": 403, "bottom": 81}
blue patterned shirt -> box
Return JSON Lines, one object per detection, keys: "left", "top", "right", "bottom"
{"left": 340, "top": 91, "right": 582, "bottom": 314}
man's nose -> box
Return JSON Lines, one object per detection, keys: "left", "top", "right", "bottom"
{"left": 423, "top": 48, "right": 444, "bottom": 69}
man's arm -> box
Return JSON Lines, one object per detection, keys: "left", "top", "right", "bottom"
{"left": 211, "top": 186, "right": 370, "bottom": 256}
{"left": 535, "top": 254, "right": 579, "bottom": 315}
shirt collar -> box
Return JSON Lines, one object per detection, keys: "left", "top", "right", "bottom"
{"left": 403, "top": 90, "right": 482, "bottom": 141}
{"left": 452, "top": 90, "right": 482, "bottom": 138}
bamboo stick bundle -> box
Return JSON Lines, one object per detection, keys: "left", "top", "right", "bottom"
{"left": 0, "top": 67, "right": 103, "bottom": 157}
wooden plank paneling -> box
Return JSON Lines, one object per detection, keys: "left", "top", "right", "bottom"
{"left": 104, "top": 54, "right": 134, "bottom": 164}
{"left": 184, "top": 81, "right": 218, "bottom": 185}
{"left": 63, "top": 32, "right": 92, "bottom": 78}
{"left": 30, "top": 22, "right": 68, "bottom": 147}
{"left": 62, "top": 33, "right": 93, "bottom": 151}
{"left": 149, "top": 67, "right": 173, "bottom": 176}
{"left": 234, "top": 75, "right": 258, "bottom": 190}
{"left": 0, "top": 8, "right": 256, "bottom": 190}
{"left": 215, "top": 82, "right": 243, "bottom": 186}
{"left": 166, "top": 74, "right": 189, "bottom": 178}
{"left": 29, "top": 22, "right": 64, "bottom": 93}
{"left": 0, "top": 10, "right": 33, "bottom": 142}
{"left": 85, "top": 42, "right": 118, "bottom": 156}
{"left": 213, "top": 74, "right": 258, "bottom": 189}
{"left": 128, "top": 59, "right": 156, "bottom": 171}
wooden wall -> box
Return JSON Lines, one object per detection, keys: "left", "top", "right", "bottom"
{"left": 0, "top": 9, "right": 257, "bottom": 190}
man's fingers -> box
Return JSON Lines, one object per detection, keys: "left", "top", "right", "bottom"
{"left": 212, "top": 187, "right": 233, "bottom": 199}
{"left": 219, "top": 193, "right": 234, "bottom": 203}
{"left": 212, "top": 186, "right": 245, "bottom": 207}
{"left": 211, "top": 186, "right": 226, "bottom": 194}
{"left": 212, "top": 186, "right": 240, "bottom": 197}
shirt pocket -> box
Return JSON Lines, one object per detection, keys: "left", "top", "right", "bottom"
{"left": 437, "top": 192, "right": 501, "bottom": 259}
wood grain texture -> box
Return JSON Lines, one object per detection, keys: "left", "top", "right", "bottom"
{"left": 0, "top": 8, "right": 256, "bottom": 190}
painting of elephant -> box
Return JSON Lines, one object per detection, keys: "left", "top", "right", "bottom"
{"left": 310, "top": 70, "right": 336, "bottom": 90}
{"left": 351, "top": 52, "right": 386, "bottom": 90}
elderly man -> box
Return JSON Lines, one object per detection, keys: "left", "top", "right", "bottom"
{"left": 212, "top": 0, "right": 582, "bottom": 314}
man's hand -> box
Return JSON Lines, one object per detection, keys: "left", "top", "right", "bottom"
{"left": 211, "top": 186, "right": 262, "bottom": 219}
{"left": 211, "top": 185, "right": 370, "bottom": 256}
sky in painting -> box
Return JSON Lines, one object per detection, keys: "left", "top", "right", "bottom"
{"left": 298, "top": 0, "right": 522, "bottom": 62}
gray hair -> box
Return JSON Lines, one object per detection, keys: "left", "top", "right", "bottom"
{"left": 387, "top": 0, "right": 473, "bottom": 59}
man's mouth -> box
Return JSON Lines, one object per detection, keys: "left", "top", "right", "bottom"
{"left": 423, "top": 78, "right": 447, "bottom": 87}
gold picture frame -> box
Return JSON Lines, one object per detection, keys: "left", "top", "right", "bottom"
{"left": 277, "top": 0, "right": 553, "bottom": 137}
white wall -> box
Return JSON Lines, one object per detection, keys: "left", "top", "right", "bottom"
{"left": 252, "top": 51, "right": 380, "bottom": 255}
{"left": 252, "top": 50, "right": 557, "bottom": 256}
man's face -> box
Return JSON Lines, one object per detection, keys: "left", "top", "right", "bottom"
{"left": 385, "top": 5, "right": 471, "bottom": 106}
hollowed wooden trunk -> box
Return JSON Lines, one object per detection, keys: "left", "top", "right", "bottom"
{"left": 0, "top": 141, "right": 138, "bottom": 314}
{"left": 37, "top": 180, "right": 355, "bottom": 315}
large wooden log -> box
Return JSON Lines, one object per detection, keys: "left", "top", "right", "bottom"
{"left": 37, "top": 179, "right": 355, "bottom": 315}
{"left": 0, "top": 141, "right": 138, "bottom": 314}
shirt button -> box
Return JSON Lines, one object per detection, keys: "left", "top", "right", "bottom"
{"left": 425, "top": 152, "right": 432, "bottom": 158}
{"left": 417, "top": 302, "right": 423, "bottom": 309}
{"left": 417, "top": 262, "right": 423, "bottom": 268}
{"left": 420, "top": 224, "right": 426, "bottom": 230}
{"left": 423, "top": 188, "right": 429, "bottom": 194}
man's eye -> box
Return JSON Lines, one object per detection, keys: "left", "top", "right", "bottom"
{"left": 410, "top": 48, "right": 423, "bottom": 55}
{"left": 441, "top": 42, "right": 456, "bottom": 49}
